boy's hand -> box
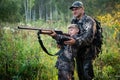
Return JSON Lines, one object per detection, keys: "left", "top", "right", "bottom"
{"left": 48, "top": 30, "right": 57, "bottom": 37}
{"left": 64, "top": 38, "right": 76, "bottom": 45}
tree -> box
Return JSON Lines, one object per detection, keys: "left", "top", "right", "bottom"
{"left": 0, "top": 0, "right": 22, "bottom": 22}
{"left": 23, "top": 0, "right": 35, "bottom": 23}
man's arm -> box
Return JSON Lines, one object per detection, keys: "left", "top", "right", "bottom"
{"left": 65, "top": 18, "right": 96, "bottom": 47}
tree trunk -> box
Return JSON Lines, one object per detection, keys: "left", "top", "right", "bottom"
{"left": 24, "top": 0, "right": 28, "bottom": 23}
{"left": 50, "top": 4, "right": 52, "bottom": 20}
{"left": 32, "top": 8, "right": 36, "bottom": 21}
{"left": 29, "top": 0, "right": 31, "bottom": 21}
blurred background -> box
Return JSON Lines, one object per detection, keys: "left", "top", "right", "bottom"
{"left": 0, "top": 0, "right": 120, "bottom": 80}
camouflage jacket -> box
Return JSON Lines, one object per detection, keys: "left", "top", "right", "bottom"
{"left": 53, "top": 34, "right": 80, "bottom": 71}
{"left": 54, "top": 34, "right": 80, "bottom": 60}
{"left": 71, "top": 14, "right": 96, "bottom": 59}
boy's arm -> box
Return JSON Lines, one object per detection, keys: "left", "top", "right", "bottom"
{"left": 48, "top": 30, "right": 70, "bottom": 41}
{"left": 53, "top": 34, "right": 71, "bottom": 42}
{"left": 48, "top": 31, "right": 71, "bottom": 47}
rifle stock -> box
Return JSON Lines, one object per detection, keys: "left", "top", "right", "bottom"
{"left": 18, "top": 26, "right": 69, "bottom": 35}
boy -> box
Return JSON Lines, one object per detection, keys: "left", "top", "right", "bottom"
{"left": 50, "top": 24, "right": 80, "bottom": 80}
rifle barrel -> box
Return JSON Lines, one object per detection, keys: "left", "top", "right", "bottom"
{"left": 18, "top": 26, "right": 41, "bottom": 30}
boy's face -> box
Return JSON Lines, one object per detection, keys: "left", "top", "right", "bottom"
{"left": 68, "top": 27, "right": 79, "bottom": 36}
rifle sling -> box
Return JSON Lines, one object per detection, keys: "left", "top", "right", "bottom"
{"left": 37, "top": 32, "right": 60, "bottom": 56}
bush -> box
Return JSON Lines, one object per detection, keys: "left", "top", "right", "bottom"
{"left": 0, "top": 27, "right": 57, "bottom": 80}
{"left": 93, "top": 26, "right": 120, "bottom": 80}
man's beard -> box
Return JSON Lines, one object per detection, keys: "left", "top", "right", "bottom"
{"left": 75, "top": 13, "right": 83, "bottom": 19}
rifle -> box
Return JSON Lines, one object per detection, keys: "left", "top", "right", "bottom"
{"left": 18, "top": 26, "right": 69, "bottom": 36}
{"left": 18, "top": 26, "right": 71, "bottom": 56}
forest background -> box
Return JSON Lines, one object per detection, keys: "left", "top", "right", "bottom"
{"left": 0, "top": 0, "right": 120, "bottom": 80}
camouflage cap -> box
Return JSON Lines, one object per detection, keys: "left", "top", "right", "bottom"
{"left": 69, "top": 1, "right": 83, "bottom": 10}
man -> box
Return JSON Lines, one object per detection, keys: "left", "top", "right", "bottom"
{"left": 51, "top": 24, "right": 80, "bottom": 80}
{"left": 64, "top": 1, "right": 96, "bottom": 80}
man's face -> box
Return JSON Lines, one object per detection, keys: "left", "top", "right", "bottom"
{"left": 71, "top": 7, "right": 83, "bottom": 18}
{"left": 68, "top": 27, "right": 79, "bottom": 36}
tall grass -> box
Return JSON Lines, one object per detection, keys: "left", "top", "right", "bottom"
{"left": 0, "top": 26, "right": 58, "bottom": 80}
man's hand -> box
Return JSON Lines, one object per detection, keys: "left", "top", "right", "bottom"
{"left": 48, "top": 30, "right": 57, "bottom": 37}
{"left": 64, "top": 38, "right": 76, "bottom": 45}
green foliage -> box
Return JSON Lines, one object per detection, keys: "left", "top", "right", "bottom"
{"left": 0, "top": 20, "right": 120, "bottom": 80}
{"left": 0, "top": 0, "right": 120, "bottom": 22}
{"left": 0, "top": 27, "right": 57, "bottom": 80}
{"left": 93, "top": 26, "right": 120, "bottom": 80}
{"left": 0, "top": 0, "right": 22, "bottom": 22}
